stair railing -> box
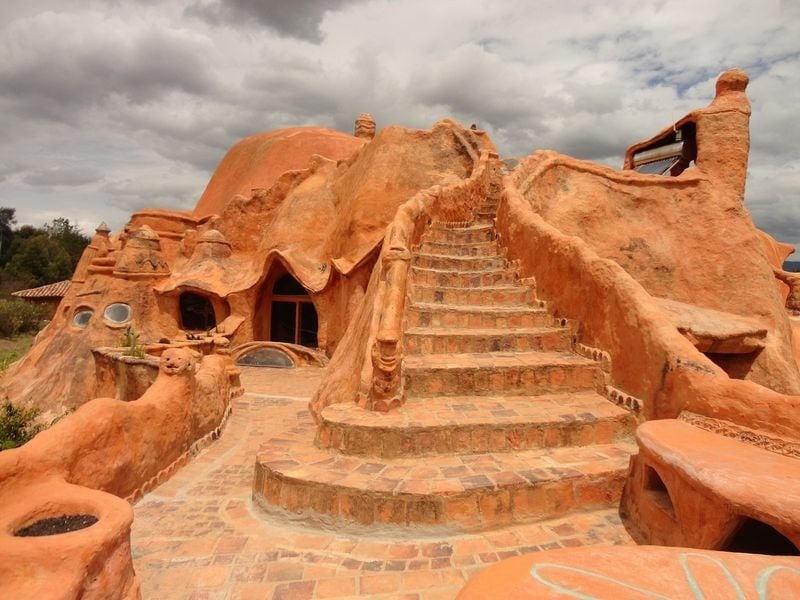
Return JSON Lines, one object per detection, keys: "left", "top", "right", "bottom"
{"left": 361, "top": 131, "right": 497, "bottom": 411}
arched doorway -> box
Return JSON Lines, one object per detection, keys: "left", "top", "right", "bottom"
{"left": 179, "top": 292, "right": 217, "bottom": 331}
{"left": 270, "top": 274, "right": 318, "bottom": 347}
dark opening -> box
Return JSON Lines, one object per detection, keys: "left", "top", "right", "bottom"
{"left": 644, "top": 466, "right": 676, "bottom": 519}
{"left": 703, "top": 352, "right": 759, "bottom": 380}
{"left": 180, "top": 292, "right": 216, "bottom": 331}
{"left": 269, "top": 273, "right": 318, "bottom": 347}
{"left": 723, "top": 519, "right": 800, "bottom": 556}
{"left": 270, "top": 301, "right": 297, "bottom": 343}
{"left": 299, "top": 302, "right": 318, "bottom": 347}
{"left": 273, "top": 274, "right": 308, "bottom": 295}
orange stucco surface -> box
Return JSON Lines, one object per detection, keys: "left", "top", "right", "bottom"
{"left": 1, "top": 71, "right": 799, "bottom": 598}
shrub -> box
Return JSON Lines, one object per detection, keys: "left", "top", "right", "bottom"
{"left": 0, "top": 400, "right": 42, "bottom": 450}
{"left": 0, "top": 299, "right": 49, "bottom": 337}
{"left": 0, "top": 350, "right": 24, "bottom": 371}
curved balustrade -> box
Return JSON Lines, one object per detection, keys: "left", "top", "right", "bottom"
{"left": 359, "top": 128, "right": 497, "bottom": 411}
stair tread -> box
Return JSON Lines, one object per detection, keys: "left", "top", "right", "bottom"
{"left": 409, "top": 302, "right": 542, "bottom": 313}
{"left": 430, "top": 223, "right": 494, "bottom": 232}
{"left": 421, "top": 239, "right": 496, "bottom": 246}
{"left": 405, "top": 326, "right": 565, "bottom": 337}
{"left": 256, "top": 440, "right": 635, "bottom": 496}
{"left": 415, "top": 251, "right": 502, "bottom": 260}
{"left": 412, "top": 283, "right": 523, "bottom": 291}
{"left": 411, "top": 265, "right": 509, "bottom": 275}
{"left": 404, "top": 350, "right": 597, "bottom": 369}
{"left": 321, "top": 391, "right": 629, "bottom": 430}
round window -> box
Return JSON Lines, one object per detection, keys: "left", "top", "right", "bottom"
{"left": 72, "top": 309, "right": 93, "bottom": 328}
{"left": 103, "top": 303, "right": 132, "bottom": 324}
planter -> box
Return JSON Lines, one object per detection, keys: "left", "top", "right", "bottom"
{"left": 0, "top": 480, "right": 140, "bottom": 600}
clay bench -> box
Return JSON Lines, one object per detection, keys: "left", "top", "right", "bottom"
{"left": 622, "top": 418, "right": 800, "bottom": 553}
{"left": 457, "top": 545, "right": 800, "bottom": 598}
{"left": 655, "top": 298, "right": 767, "bottom": 354}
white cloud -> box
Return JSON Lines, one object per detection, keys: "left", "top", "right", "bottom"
{"left": 0, "top": 0, "right": 796, "bottom": 254}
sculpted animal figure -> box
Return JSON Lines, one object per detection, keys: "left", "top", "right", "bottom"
{"left": 0, "top": 347, "right": 215, "bottom": 498}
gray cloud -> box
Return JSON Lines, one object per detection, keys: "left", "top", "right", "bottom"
{"left": 185, "top": 0, "right": 364, "bottom": 42}
{"left": 22, "top": 166, "right": 104, "bottom": 187}
{"left": 0, "top": 0, "right": 796, "bottom": 254}
{"left": 0, "top": 10, "right": 215, "bottom": 124}
{"left": 102, "top": 175, "right": 202, "bottom": 213}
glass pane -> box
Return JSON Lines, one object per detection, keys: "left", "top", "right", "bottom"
{"left": 73, "top": 310, "right": 93, "bottom": 328}
{"left": 103, "top": 303, "right": 131, "bottom": 324}
{"left": 634, "top": 156, "right": 680, "bottom": 175}
{"left": 236, "top": 347, "right": 295, "bottom": 368}
{"left": 270, "top": 301, "right": 296, "bottom": 343}
{"left": 299, "top": 302, "right": 318, "bottom": 347}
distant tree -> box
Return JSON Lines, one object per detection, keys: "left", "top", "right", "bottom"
{"left": 4, "top": 234, "right": 73, "bottom": 288}
{"left": 0, "top": 208, "right": 16, "bottom": 266}
{"left": 42, "top": 217, "right": 89, "bottom": 265}
{"left": 0, "top": 213, "right": 90, "bottom": 294}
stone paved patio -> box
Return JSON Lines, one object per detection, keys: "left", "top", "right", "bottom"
{"left": 131, "top": 366, "right": 634, "bottom": 599}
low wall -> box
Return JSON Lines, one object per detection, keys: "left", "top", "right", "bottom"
{"left": 497, "top": 174, "right": 712, "bottom": 420}
{"left": 497, "top": 176, "right": 800, "bottom": 438}
{"left": 0, "top": 346, "right": 241, "bottom": 600}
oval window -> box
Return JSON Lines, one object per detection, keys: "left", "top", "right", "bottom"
{"left": 103, "top": 303, "right": 132, "bottom": 324}
{"left": 72, "top": 309, "right": 93, "bottom": 328}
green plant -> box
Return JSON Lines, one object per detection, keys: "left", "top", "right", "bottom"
{"left": 119, "top": 324, "right": 146, "bottom": 358}
{"left": 0, "top": 349, "right": 23, "bottom": 371}
{"left": 0, "top": 400, "right": 42, "bottom": 450}
{"left": 0, "top": 299, "right": 49, "bottom": 337}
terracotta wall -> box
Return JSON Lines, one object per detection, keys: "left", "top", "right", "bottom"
{"left": 497, "top": 177, "right": 709, "bottom": 419}
{"left": 510, "top": 152, "right": 799, "bottom": 395}
{"left": 0, "top": 347, "right": 238, "bottom": 600}
{"left": 497, "top": 178, "right": 800, "bottom": 438}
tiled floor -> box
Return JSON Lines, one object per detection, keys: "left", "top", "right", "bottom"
{"left": 131, "top": 366, "right": 635, "bottom": 599}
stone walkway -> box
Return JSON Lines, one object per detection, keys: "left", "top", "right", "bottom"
{"left": 131, "top": 367, "right": 634, "bottom": 599}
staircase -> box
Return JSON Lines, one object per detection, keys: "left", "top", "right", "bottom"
{"left": 253, "top": 194, "right": 636, "bottom": 532}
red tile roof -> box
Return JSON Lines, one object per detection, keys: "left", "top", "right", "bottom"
{"left": 12, "top": 279, "right": 71, "bottom": 299}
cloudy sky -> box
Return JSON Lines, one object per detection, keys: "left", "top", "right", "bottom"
{"left": 0, "top": 0, "right": 798, "bottom": 255}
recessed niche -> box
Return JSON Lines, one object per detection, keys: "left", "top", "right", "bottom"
{"left": 644, "top": 466, "right": 676, "bottom": 519}
{"left": 723, "top": 518, "right": 799, "bottom": 556}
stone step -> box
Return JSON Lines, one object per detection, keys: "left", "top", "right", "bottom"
{"left": 475, "top": 205, "right": 497, "bottom": 216}
{"left": 413, "top": 253, "right": 506, "bottom": 271}
{"left": 418, "top": 239, "right": 499, "bottom": 257}
{"left": 404, "top": 351, "right": 603, "bottom": 396}
{"left": 410, "top": 284, "right": 537, "bottom": 307}
{"left": 317, "top": 391, "right": 634, "bottom": 457}
{"left": 406, "top": 303, "right": 552, "bottom": 329}
{"left": 424, "top": 224, "right": 495, "bottom": 245}
{"left": 411, "top": 266, "right": 517, "bottom": 288}
{"left": 253, "top": 440, "right": 635, "bottom": 531}
{"left": 405, "top": 326, "right": 571, "bottom": 354}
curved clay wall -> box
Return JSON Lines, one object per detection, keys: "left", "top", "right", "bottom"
{"left": 0, "top": 347, "right": 240, "bottom": 600}
{"left": 497, "top": 176, "right": 800, "bottom": 439}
